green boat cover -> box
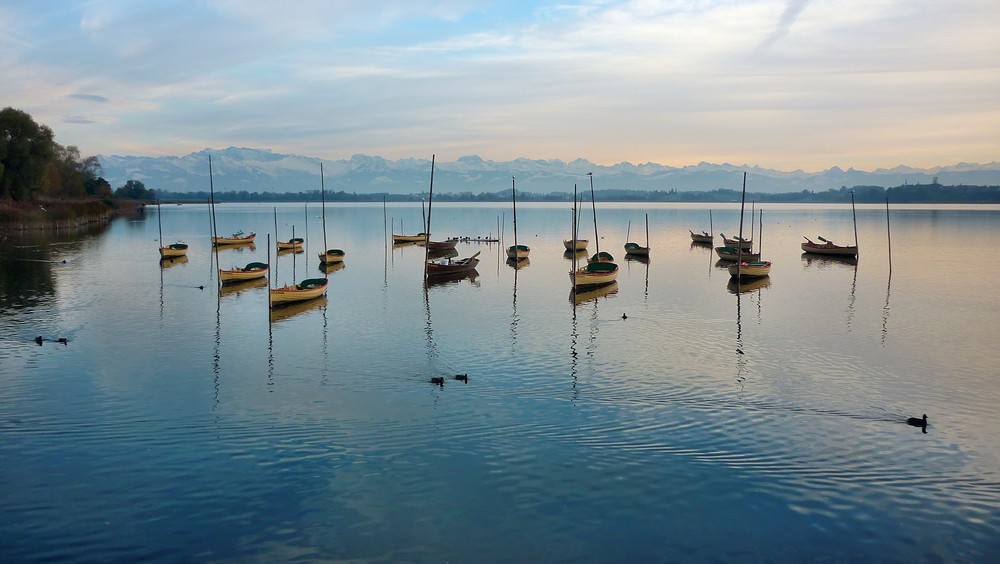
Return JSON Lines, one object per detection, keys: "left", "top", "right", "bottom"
{"left": 297, "top": 278, "right": 328, "bottom": 290}
{"left": 586, "top": 262, "right": 618, "bottom": 273}
{"left": 244, "top": 262, "right": 268, "bottom": 270}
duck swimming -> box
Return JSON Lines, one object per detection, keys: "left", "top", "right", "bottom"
{"left": 907, "top": 414, "right": 928, "bottom": 427}
{"left": 429, "top": 376, "right": 445, "bottom": 386}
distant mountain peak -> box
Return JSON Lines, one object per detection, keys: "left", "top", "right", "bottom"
{"left": 96, "top": 148, "right": 1000, "bottom": 195}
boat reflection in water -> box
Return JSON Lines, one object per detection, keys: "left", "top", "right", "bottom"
{"left": 269, "top": 295, "right": 328, "bottom": 324}
{"left": 216, "top": 242, "right": 256, "bottom": 253}
{"left": 277, "top": 247, "right": 304, "bottom": 257}
{"left": 801, "top": 253, "right": 859, "bottom": 269}
{"left": 727, "top": 276, "right": 771, "bottom": 295}
{"left": 425, "top": 270, "right": 480, "bottom": 289}
{"left": 219, "top": 277, "right": 267, "bottom": 297}
{"left": 563, "top": 249, "right": 587, "bottom": 262}
{"left": 426, "top": 248, "right": 459, "bottom": 260}
{"left": 506, "top": 257, "right": 531, "bottom": 270}
{"left": 624, "top": 253, "right": 649, "bottom": 265}
{"left": 570, "top": 281, "right": 619, "bottom": 305}
{"left": 319, "top": 261, "right": 346, "bottom": 275}
{"left": 159, "top": 255, "right": 189, "bottom": 268}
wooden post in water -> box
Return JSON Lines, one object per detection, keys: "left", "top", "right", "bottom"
{"left": 383, "top": 196, "right": 387, "bottom": 249}
{"left": 588, "top": 172, "right": 601, "bottom": 259}
{"left": 320, "top": 163, "right": 328, "bottom": 265}
{"left": 709, "top": 210, "right": 713, "bottom": 239}
{"left": 208, "top": 155, "right": 221, "bottom": 288}
{"left": 885, "top": 196, "right": 892, "bottom": 273}
{"left": 851, "top": 191, "right": 859, "bottom": 258}
{"left": 735, "top": 172, "right": 748, "bottom": 278}
{"left": 423, "top": 155, "right": 435, "bottom": 279}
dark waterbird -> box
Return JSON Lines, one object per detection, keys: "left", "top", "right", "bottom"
{"left": 907, "top": 414, "right": 928, "bottom": 427}
{"left": 429, "top": 376, "right": 445, "bottom": 386}
{"left": 454, "top": 373, "right": 468, "bottom": 382}
{"left": 622, "top": 313, "right": 628, "bottom": 320}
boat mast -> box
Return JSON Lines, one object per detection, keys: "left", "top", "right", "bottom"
{"left": 588, "top": 172, "right": 600, "bottom": 257}
{"left": 736, "top": 172, "right": 748, "bottom": 273}
{"left": 424, "top": 155, "right": 435, "bottom": 279}
{"left": 156, "top": 199, "right": 163, "bottom": 252}
{"left": 759, "top": 209, "right": 764, "bottom": 257}
{"left": 511, "top": 176, "right": 518, "bottom": 253}
{"left": 851, "top": 191, "right": 859, "bottom": 257}
{"left": 209, "top": 155, "right": 220, "bottom": 284}
{"left": 645, "top": 213, "right": 649, "bottom": 248}
{"left": 572, "top": 183, "right": 578, "bottom": 287}
{"left": 320, "top": 163, "right": 328, "bottom": 257}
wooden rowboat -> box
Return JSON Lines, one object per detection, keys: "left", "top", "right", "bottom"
{"left": 801, "top": 236, "right": 858, "bottom": 257}
{"left": 715, "top": 246, "right": 760, "bottom": 261}
{"left": 506, "top": 244, "right": 530, "bottom": 260}
{"left": 318, "top": 249, "right": 346, "bottom": 263}
{"left": 269, "top": 277, "right": 328, "bottom": 305}
{"left": 728, "top": 260, "right": 772, "bottom": 279}
{"left": 720, "top": 233, "right": 752, "bottom": 250}
{"left": 213, "top": 231, "right": 255, "bottom": 246}
{"left": 277, "top": 237, "right": 304, "bottom": 250}
{"left": 624, "top": 242, "right": 649, "bottom": 256}
{"left": 563, "top": 239, "right": 588, "bottom": 251}
{"left": 689, "top": 230, "right": 713, "bottom": 244}
{"left": 220, "top": 261, "right": 268, "bottom": 285}
{"left": 570, "top": 260, "right": 619, "bottom": 288}
{"left": 426, "top": 252, "right": 480, "bottom": 277}
{"left": 392, "top": 233, "right": 428, "bottom": 243}
{"left": 159, "top": 242, "right": 188, "bottom": 258}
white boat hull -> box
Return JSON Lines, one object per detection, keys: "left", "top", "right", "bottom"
{"left": 728, "top": 261, "right": 771, "bottom": 278}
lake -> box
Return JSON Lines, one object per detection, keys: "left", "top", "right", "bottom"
{"left": 2, "top": 202, "right": 999, "bottom": 562}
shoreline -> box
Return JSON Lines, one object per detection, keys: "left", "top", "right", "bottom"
{"left": 0, "top": 198, "right": 148, "bottom": 232}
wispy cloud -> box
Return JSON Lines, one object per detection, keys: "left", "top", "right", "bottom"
{"left": 3, "top": 0, "right": 998, "bottom": 171}
{"left": 68, "top": 93, "right": 109, "bottom": 103}
{"left": 754, "top": 0, "right": 811, "bottom": 55}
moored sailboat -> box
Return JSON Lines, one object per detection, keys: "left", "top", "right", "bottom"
{"left": 728, "top": 189, "right": 771, "bottom": 279}
{"left": 220, "top": 261, "right": 268, "bottom": 284}
{"left": 316, "top": 163, "right": 346, "bottom": 264}
{"left": 269, "top": 277, "right": 328, "bottom": 305}
{"left": 570, "top": 174, "right": 618, "bottom": 289}
{"left": 156, "top": 200, "right": 188, "bottom": 259}
{"left": 505, "top": 176, "right": 530, "bottom": 261}
{"left": 624, "top": 214, "right": 650, "bottom": 257}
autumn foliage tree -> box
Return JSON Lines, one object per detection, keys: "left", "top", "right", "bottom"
{"left": 1, "top": 106, "right": 111, "bottom": 201}
{"left": 0, "top": 107, "right": 55, "bottom": 201}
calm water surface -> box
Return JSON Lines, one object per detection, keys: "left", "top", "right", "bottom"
{"left": 2, "top": 202, "right": 999, "bottom": 562}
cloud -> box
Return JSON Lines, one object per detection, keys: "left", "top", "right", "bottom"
{"left": 68, "top": 93, "right": 110, "bottom": 103}
{"left": 64, "top": 116, "right": 96, "bottom": 124}
{"left": 754, "top": 0, "right": 811, "bottom": 55}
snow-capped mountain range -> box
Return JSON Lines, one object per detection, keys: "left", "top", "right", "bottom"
{"left": 98, "top": 147, "right": 1000, "bottom": 195}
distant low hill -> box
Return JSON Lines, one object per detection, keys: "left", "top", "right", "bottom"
{"left": 98, "top": 147, "right": 1000, "bottom": 195}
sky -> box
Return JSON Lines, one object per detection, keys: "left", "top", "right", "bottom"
{"left": 3, "top": 0, "right": 998, "bottom": 172}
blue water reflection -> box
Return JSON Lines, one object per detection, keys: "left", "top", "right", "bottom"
{"left": 2, "top": 203, "right": 999, "bottom": 561}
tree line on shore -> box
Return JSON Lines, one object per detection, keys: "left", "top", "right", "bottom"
{"left": 0, "top": 107, "right": 154, "bottom": 203}
{"left": 156, "top": 183, "right": 1000, "bottom": 204}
